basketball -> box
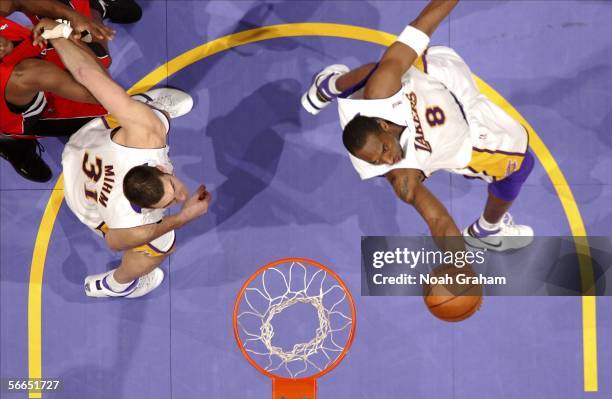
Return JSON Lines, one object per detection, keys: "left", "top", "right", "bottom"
{"left": 423, "top": 265, "right": 483, "bottom": 322}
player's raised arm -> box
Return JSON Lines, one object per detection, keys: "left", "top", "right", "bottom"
{"left": 386, "top": 168, "right": 464, "bottom": 252}
{"left": 33, "top": 19, "right": 166, "bottom": 147}
{"left": 364, "top": 0, "right": 459, "bottom": 100}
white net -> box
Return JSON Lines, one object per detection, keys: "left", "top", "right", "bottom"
{"left": 236, "top": 261, "right": 354, "bottom": 378}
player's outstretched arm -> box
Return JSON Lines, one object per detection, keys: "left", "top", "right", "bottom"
{"left": 0, "top": 0, "right": 114, "bottom": 40}
{"left": 364, "top": 0, "right": 458, "bottom": 100}
{"left": 34, "top": 19, "right": 166, "bottom": 147}
{"left": 386, "top": 168, "right": 464, "bottom": 251}
{"left": 105, "top": 186, "right": 212, "bottom": 252}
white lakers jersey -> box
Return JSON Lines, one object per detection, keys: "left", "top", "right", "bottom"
{"left": 62, "top": 110, "right": 172, "bottom": 231}
{"left": 337, "top": 46, "right": 528, "bottom": 182}
{"left": 338, "top": 65, "right": 472, "bottom": 180}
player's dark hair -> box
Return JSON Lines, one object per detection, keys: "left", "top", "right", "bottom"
{"left": 123, "top": 165, "right": 166, "bottom": 208}
{"left": 342, "top": 115, "right": 381, "bottom": 156}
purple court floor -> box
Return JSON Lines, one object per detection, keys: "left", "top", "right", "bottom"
{"left": 2, "top": 1, "right": 612, "bottom": 398}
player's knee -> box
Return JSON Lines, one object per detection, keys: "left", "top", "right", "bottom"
{"left": 488, "top": 152, "right": 535, "bottom": 202}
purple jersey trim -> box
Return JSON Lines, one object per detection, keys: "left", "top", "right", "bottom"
{"left": 101, "top": 116, "right": 110, "bottom": 129}
{"left": 472, "top": 146, "right": 527, "bottom": 157}
{"left": 339, "top": 64, "right": 379, "bottom": 99}
{"left": 95, "top": 222, "right": 107, "bottom": 237}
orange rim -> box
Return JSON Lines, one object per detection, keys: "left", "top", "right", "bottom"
{"left": 233, "top": 257, "right": 357, "bottom": 381}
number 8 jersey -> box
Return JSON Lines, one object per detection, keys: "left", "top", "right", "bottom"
{"left": 338, "top": 46, "right": 528, "bottom": 182}
{"left": 62, "top": 110, "right": 172, "bottom": 232}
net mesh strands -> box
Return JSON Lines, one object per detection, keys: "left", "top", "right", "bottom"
{"left": 236, "top": 261, "right": 354, "bottom": 378}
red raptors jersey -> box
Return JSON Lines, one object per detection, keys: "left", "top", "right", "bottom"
{"left": 0, "top": 17, "right": 47, "bottom": 136}
{"left": 0, "top": 8, "right": 108, "bottom": 137}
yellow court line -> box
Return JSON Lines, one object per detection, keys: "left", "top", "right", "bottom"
{"left": 26, "top": 23, "right": 597, "bottom": 397}
{"left": 27, "top": 177, "right": 64, "bottom": 399}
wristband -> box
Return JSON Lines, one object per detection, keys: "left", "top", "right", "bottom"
{"left": 396, "top": 25, "right": 430, "bottom": 56}
{"left": 41, "top": 19, "right": 74, "bottom": 40}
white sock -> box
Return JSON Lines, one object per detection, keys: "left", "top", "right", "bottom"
{"left": 477, "top": 215, "right": 501, "bottom": 231}
{"left": 105, "top": 272, "right": 135, "bottom": 293}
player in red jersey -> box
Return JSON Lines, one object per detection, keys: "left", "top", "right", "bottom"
{"left": 0, "top": 0, "right": 117, "bottom": 182}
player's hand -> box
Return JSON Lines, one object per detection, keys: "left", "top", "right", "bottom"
{"left": 67, "top": 11, "right": 115, "bottom": 41}
{"left": 32, "top": 18, "right": 60, "bottom": 47}
{"left": 179, "top": 185, "right": 212, "bottom": 223}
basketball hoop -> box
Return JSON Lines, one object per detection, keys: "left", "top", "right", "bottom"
{"left": 233, "top": 258, "right": 357, "bottom": 399}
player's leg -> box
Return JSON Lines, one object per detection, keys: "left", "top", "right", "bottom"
{"left": 464, "top": 151, "right": 535, "bottom": 251}
{"left": 302, "top": 63, "right": 377, "bottom": 114}
{"left": 84, "top": 231, "right": 175, "bottom": 298}
{"left": 112, "top": 248, "right": 167, "bottom": 286}
{"left": 84, "top": 252, "right": 168, "bottom": 299}
{"left": 482, "top": 191, "right": 512, "bottom": 224}
{"left": 84, "top": 250, "right": 167, "bottom": 299}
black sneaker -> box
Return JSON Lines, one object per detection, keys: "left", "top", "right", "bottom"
{"left": 0, "top": 139, "right": 52, "bottom": 183}
{"left": 99, "top": 0, "right": 143, "bottom": 24}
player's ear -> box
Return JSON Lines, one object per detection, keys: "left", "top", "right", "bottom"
{"left": 155, "top": 165, "right": 170, "bottom": 174}
{"left": 375, "top": 118, "right": 389, "bottom": 132}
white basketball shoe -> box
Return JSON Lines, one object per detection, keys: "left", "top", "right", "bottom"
{"left": 301, "top": 64, "right": 349, "bottom": 115}
{"left": 84, "top": 268, "right": 165, "bottom": 299}
{"left": 463, "top": 213, "right": 534, "bottom": 252}
{"left": 133, "top": 88, "right": 194, "bottom": 119}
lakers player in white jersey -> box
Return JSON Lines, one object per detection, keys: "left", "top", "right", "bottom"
{"left": 302, "top": 0, "right": 533, "bottom": 251}
{"left": 34, "top": 18, "right": 212, "bottom": 298}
